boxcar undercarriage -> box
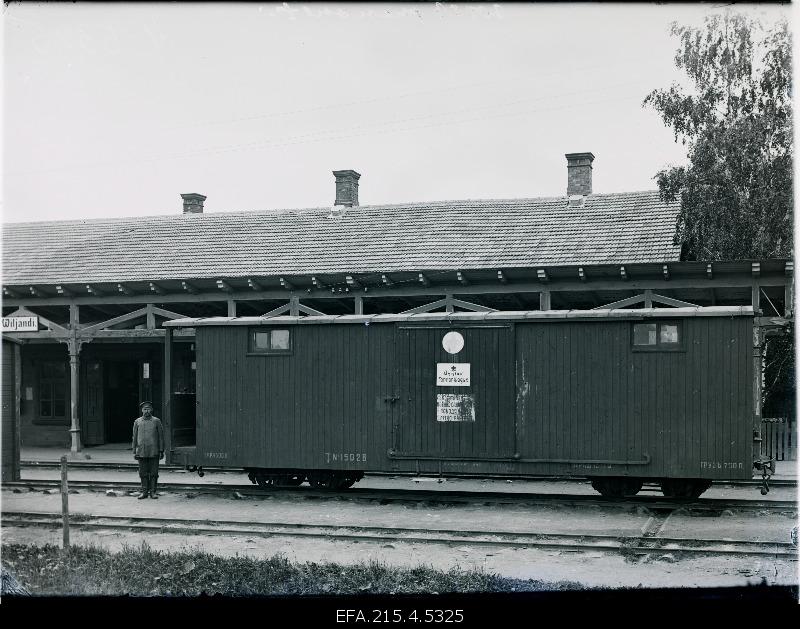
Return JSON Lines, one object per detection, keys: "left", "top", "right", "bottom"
{"left": 228, "top": 467, "right": 716, "bottom": 499}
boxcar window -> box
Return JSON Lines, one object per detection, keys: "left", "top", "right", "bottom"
{"left": 271, "top": 329, "right": 290, "bottom": 350}
{"left": 660, "top": 323, "right": 680, "bottom": 345}
{"left": 633, "top": 323, "right": 657, "bottom": 346}
{"left": 249, "top": 328, "right": 292, "bottom": 354}
{"left": 633, "top": 322, "right": 682, "bottom": 350}
{"left": 252, "top": 331, "right": 271, "bottom": 351}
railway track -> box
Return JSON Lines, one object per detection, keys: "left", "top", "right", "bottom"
{"left": 3, "top": 510, "right": 795, "bottom": 560}
{"left": 5, "top": 479, "right": 797, "bottom": 513}
{"left": 19, "top": 461, "right": 798, "bottom": 488}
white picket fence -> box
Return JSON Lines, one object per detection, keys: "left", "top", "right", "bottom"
{"left": 761, "top": 417, "right": 796, "bottom": 461}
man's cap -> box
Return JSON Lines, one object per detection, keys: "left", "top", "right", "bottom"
{"left": 139, "top": 401, "right": 153, "bottom": 410}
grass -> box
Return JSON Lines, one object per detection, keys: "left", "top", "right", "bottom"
{"left": 1, "top": 542, "right": 583, "bottom": 596}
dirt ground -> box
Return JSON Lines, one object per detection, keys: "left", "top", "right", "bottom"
{"left": 2, "top": 476, "right": 798, "bottom": 591}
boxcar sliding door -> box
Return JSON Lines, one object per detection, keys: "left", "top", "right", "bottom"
{"left": 396, "top": 325, "right": 515, "bottom": 459}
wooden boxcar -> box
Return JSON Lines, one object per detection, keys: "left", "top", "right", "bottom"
{"left": 164, "top": 306, "right": 756, "bottom": 498}
{"left": 2, "top": 339, "right": 22, "bottom": 482}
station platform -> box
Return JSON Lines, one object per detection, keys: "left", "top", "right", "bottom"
{"left": 22, "top": 444, "right": 136, "bottom": 465}
{"left": 16, "top": 445, "right": 800, "bottom": 483}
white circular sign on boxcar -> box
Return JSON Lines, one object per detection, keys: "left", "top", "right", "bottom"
{"left": 442, "top": 331, "right": 464, "bottom": 354}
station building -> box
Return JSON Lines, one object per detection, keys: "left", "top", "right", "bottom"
{"left": 1, "top": 153, "right": 793, "bottom": 480}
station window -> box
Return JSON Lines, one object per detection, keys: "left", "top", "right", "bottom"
{"left": 38, "top": 361, "right": 67, "bottom": 420}
{"left": 632, "top": 322, "right": 682, "bottom": 351}
{"left": 249, "top": 328, "right": 292, "bottom": 354}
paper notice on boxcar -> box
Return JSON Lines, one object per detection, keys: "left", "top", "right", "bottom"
{"left": 436, "top": 393, "right": 475, "bottom": 422}
{"left": 436, "top": 363, "right": 471, "bottom": 386}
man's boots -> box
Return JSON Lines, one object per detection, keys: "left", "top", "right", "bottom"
{"left": 149, "top": 475, "right": 159, "bottom": 499}
{"left": 138, "top": 476, "right": 149, "bottom": 499}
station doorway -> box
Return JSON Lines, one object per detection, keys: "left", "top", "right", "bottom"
{"left": 104, "top": 360, "right": 140, "bottom": 443}
{"left": 80, "top": 345, "right": 163, "bottom": 447}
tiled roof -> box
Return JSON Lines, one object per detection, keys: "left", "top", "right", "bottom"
{"left": 2, "top": 191, "right": 680, "bottom": 285}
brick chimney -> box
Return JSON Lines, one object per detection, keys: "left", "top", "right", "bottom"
{"left": 333, "top": 170, "right": 360, "bottom": 207}
{"left": 565, "top": 152, "right": 594, "bottom": 196}
{"left": 181, "top": 193, "right": 206, "bottom": 214}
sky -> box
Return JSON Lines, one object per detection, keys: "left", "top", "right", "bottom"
{"left": 1, "top": 2, "right": 793, "bottom": 223}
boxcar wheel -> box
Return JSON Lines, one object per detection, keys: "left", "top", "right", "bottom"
{"left": 590, "top": 477, "right": 643, "bottom": 498}
{"left": 660, "top": 479, "right": 711, "bottom": 499}
{"left": 255, "top": 473, "right": 277, "bottom": 489}
{"left": 331, "top": 475, "right": 359, "bottom": 490}
{"left": 275, "top": 474, "right": 305, "bottom": 487}
{"left": 308, "top": 473, "right": 335, "bottom": 489}
{"left": 308, "top": 472, "right": 359, "bottom": 490}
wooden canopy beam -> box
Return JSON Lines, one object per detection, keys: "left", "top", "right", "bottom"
{"left": 151, "top": 306, "right": 191, "bottom": 320}
{"left": 3, "top": 275, "right": 789, "bottom": 308}
{"left": 592, "top": 291, "right": 699, "bottom": 310}
{"left": 400, "top": 298, "right": 448, "bottom": 315}
{"left": 592, "top": 294, "right": 645, "bottom": 310}
{"left": 450, "top": 298, "right": 497, "bottom": 313}
{"left": 80, "top": 306, "right": 150, "bottom": 334}
{"left": 345, "top": 276, "right": 360, "bottom": 289}
{"left": 759, "top": 288, "right": 781, "bottom": 317}
{"left": 650, "top": 292, "right": 698, "bottom": 308}
{"left": 261, "top": 303, "right": 291, "bottom": 318}
{"left": 399, "top": 296, "right": 497, "bottom": 315}
{"left": 297, "top": 302, "right": 325, "bottom": 316}
{"left": 146, "top": 303, "right": 156, "bottom": 329}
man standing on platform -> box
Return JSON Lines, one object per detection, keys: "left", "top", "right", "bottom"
{"left": 132, "top": 401, "right": 164, "bottom": 500}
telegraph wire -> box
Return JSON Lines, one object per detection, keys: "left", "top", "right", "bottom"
{"left": 170, "top": 60, "right": 634, "bottom": 131}
{"left": 7, "top": 81, "right": 652, "bottom": 177}
{"left": 175, "top": 78, "right": 653, "bottom": 156}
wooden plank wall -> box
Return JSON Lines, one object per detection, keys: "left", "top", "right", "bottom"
{"left": 2, "top": 340, "right": 21, "bottom": 481}
{"left": 196, "top": 324, "right": 397, "bottom": 470}
{"left": 516, "top": 317, "right": 753, "bottom": 479}
{"left": 397, "top": 326, "right": 515, "bottom": 459}
{"left": 194, "top": 317, "right": 753, "bottom": 480}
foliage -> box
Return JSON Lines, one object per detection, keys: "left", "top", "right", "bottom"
{"left": 1, "top": 543, "right": 583, "bottom": 596}
{"left": 644, "top": 12, "right": 792, "bottom": 262}
{"left": 763, "top": 324, "right": 794, "bottom": 418}
{"left": 645, "top": 13, "right": 794, "bottom": 418}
